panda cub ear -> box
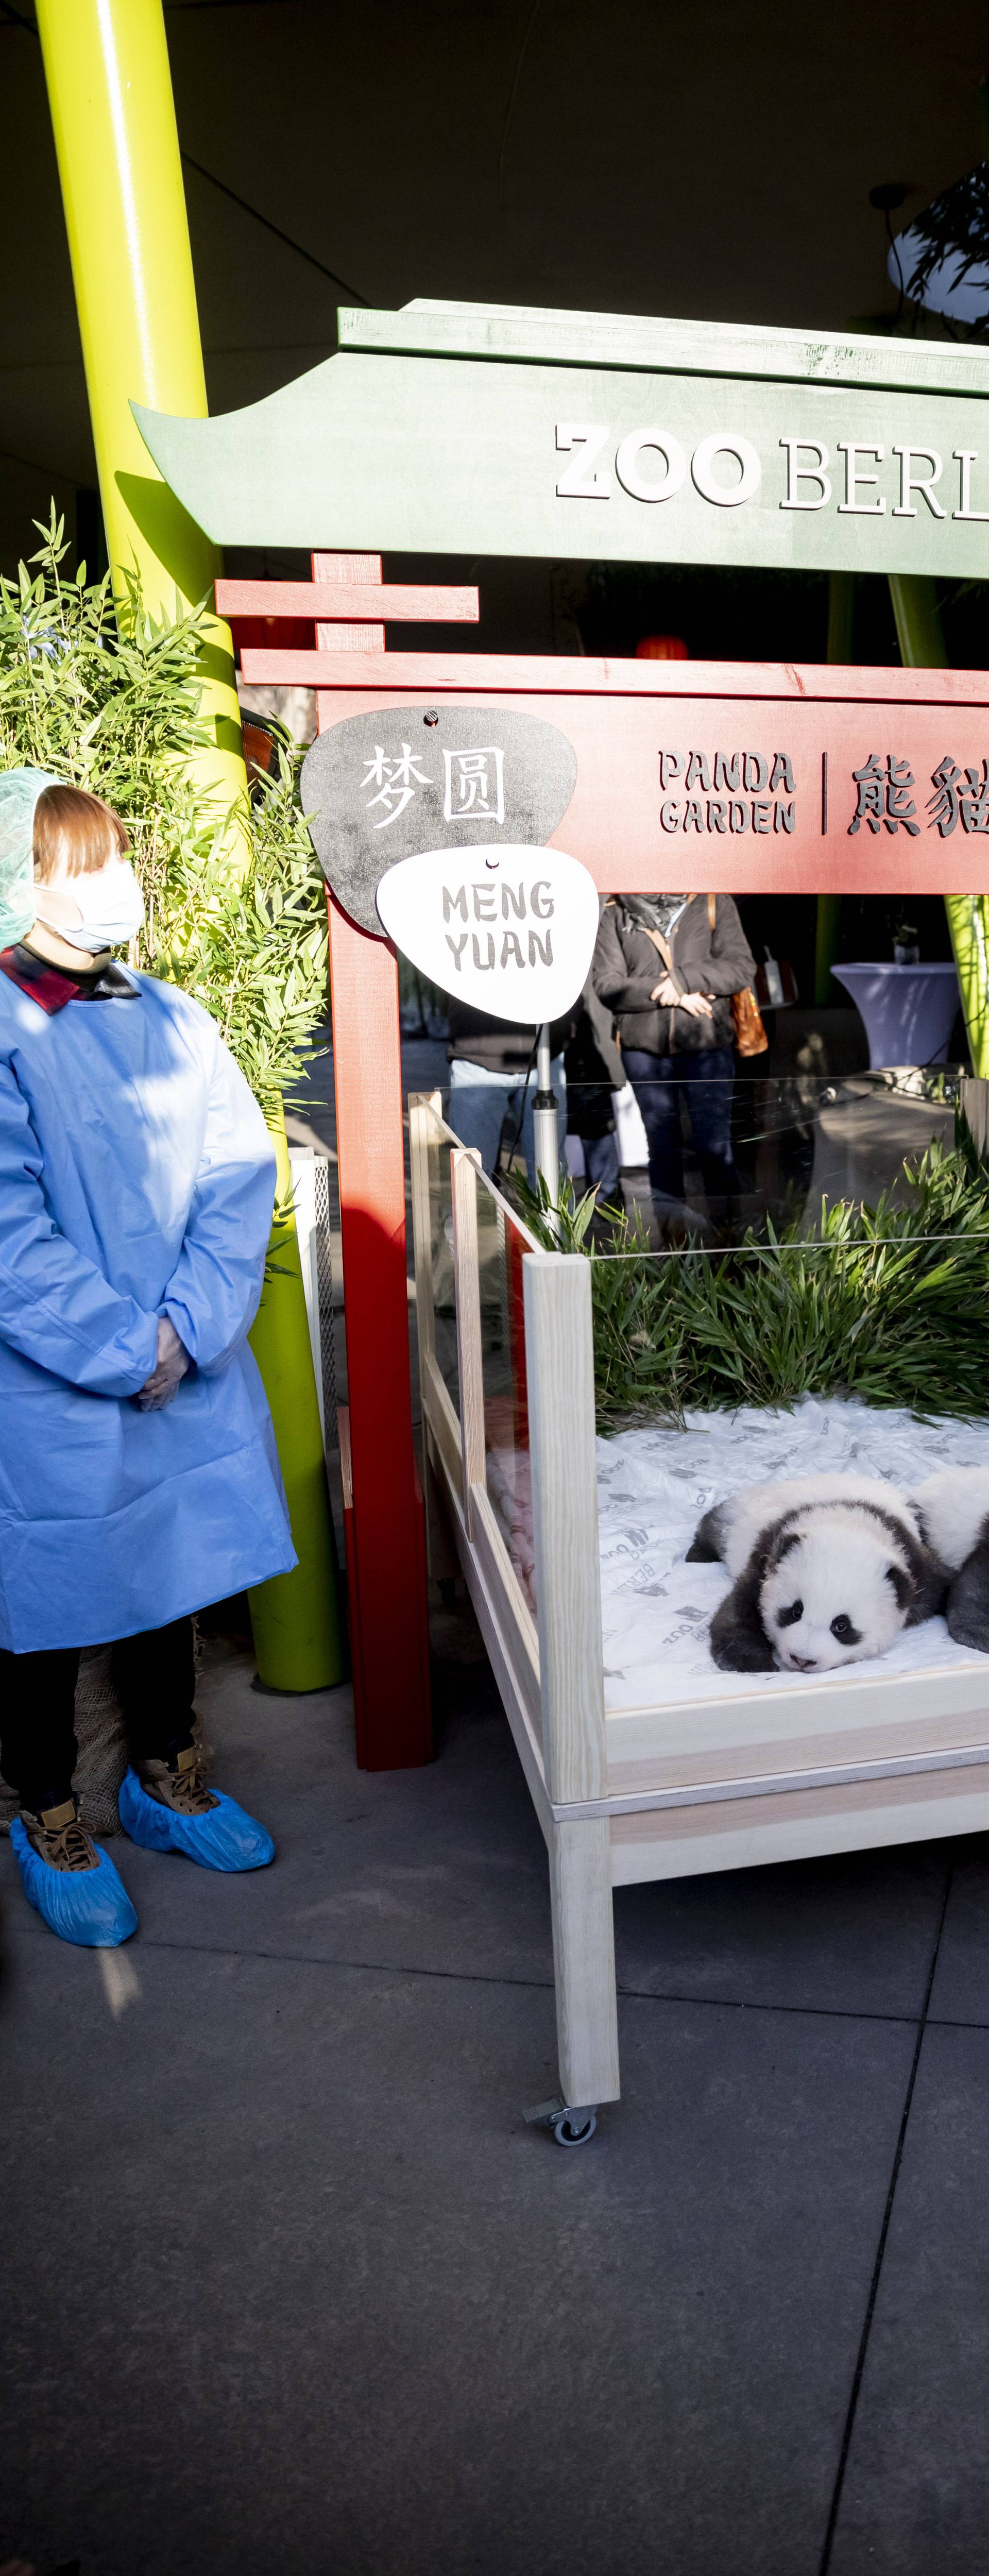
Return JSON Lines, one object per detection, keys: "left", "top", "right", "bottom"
{"left": 887, "top": 1541, "right": 950, "bottom": 1627}
{"left": 686, "top": 1502, "right": 727, "bottom": 1564}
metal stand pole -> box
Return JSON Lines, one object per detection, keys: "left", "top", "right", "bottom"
{"left": 532, "top": 1022, "right": 560, "bottom": 1205}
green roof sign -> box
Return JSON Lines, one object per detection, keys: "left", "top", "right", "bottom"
{"left": 134, "top": 297, "right": 989, "bottom": 578}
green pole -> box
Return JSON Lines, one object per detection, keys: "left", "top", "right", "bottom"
{"left": 887, "top": 573, "right": 989, "bottom": 1077}
{"left": 37, "top": 0, "right": 344, "bottom": 1688}
{"left": 814, "top": 896, "right": 842, "bottom": 1008}
{"left": 888, "top": 573, "right": 946, "bottom": 670}
{"left": 248, "top": 1121, "right": 345, "bottom": 1691}
{"left": 815, "top": 573, "right": 856, "bottom": 1003}
{"left": 827, "top": 570, "right": 856, "bottom": 664}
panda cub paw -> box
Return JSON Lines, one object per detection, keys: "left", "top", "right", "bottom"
{"left": 709, "top": 1589, "right": 777, "bottom": 1671}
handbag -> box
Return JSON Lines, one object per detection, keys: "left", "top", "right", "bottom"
{"left": 706, "top": 893, "right": 769, "bottom": 1057}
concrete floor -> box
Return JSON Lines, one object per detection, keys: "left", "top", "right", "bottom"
{"left": 4, "top": 1631, "right": 989, "bottom": 2575}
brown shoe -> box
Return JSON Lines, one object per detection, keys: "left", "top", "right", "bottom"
{"left": 137, "top": 1745, "right": 219, "bottom": 1818}
{"left": 21, "top": 1797, "right": 100, "bottom": 1873}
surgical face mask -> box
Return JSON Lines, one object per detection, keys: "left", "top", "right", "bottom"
{"left": 35, "top": 856, "right": 145, "bottom": 955}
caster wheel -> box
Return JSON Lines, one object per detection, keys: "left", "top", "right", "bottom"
{"left": 550, "top": 2109, "right": 597, "bottom": 2147}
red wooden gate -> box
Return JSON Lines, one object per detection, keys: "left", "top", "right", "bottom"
{"left": 219, "top": 558, "right": 480, "bottom": 1768}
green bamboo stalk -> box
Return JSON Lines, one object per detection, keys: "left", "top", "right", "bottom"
{"left": 814, "top": 896, "right": 842, "bottom": 1008}
{"left": 887, "top": 573, "right": 989, "bottom": 1075}
{"left": 827, "top": 569, "right": 856, "bottom": 663}
{"left": 248, "top": 1111, "right": 346, "bottom": 1689}
{"left": 815, "top": 572, "right": 856, "bottom": 1002}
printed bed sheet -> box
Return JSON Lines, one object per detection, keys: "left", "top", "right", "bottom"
{"left": 486, "top": 1397, "right": 989, "bottom": 1715}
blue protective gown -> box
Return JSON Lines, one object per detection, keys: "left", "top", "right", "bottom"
{"left": 0, "top": 968, "right": 296, "bottom": 1651}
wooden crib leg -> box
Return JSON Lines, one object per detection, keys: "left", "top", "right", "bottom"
{"left": 549, "top": 1817, "right": 621, "bottom": 2110}
{"left": 423, "top": 1425, "right": 458, "bottom": 1595}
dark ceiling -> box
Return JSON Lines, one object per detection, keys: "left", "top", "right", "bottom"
{"left": 1, "top": 0, "right": 986, "bottom": 649}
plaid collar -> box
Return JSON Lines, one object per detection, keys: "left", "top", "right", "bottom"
{"left": 0, "top": 944, "right": 140, "bottom": 1014}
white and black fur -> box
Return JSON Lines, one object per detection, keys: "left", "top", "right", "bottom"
{"left": 688, "top": 1475, "right": 949, "bottom": 1675}
{"left": 913, "top": 1467, "right": 989, "bottom": 1652}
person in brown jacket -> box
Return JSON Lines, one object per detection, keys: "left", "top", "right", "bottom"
{"left": 591, "top": 891, "right": 757, "bottom": 1219}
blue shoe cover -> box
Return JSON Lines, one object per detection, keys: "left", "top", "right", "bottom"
{"left": 10, "top": 1816, "right": 138, "bottom": 1948}
{"left": 118, "top": 1767, "right": 275, "bottom": 1872}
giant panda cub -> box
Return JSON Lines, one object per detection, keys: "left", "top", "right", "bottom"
{"left": 912, "top": 1467, "right": 989, "bottom": 1652}
{"left": 687, "top": 1475, "right": 949, "bottom": 1674}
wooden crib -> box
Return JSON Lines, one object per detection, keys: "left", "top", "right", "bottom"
{"left": 408, "top": 1087, "right": 989, "bottom": 2144}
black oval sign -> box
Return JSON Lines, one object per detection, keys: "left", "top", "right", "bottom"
{"left": 301, "top": 703, "right": 578, "bottom": 936}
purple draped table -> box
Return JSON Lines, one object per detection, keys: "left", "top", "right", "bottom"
{"left": 832, "top": 961, "right": 962, "bottom": 1069}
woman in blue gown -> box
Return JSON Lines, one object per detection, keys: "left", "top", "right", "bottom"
{"left": 0, "top": 770, "right": 297, "bottom": 1946}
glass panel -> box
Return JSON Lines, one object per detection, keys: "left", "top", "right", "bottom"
{"left": 578, "top": 1070, "right": 987, "bottom": 1410}
{"left": 558, "top": 1067, "right": 964, "bottom": 1251}
{"left": 576, "top": 1070, "right": 989, "bottom": 1710}
{"left": 417, "top": 1097, "right": 459, "bottom": 1416}
{"left": 425, "top": 1067, "right": 964, "bottom": 1241}
{"left": 739, "top": 1066, "right": 960, "bottom": 1241}
{"left": 432, "top": 1075, "right": 559, "bottom": 1194}
{"left": 475, "top": 1173, "right": 536, "bottom": 1612}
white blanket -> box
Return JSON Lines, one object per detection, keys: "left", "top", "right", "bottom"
{"left": 487, "top": 1397, "right": 989, "bottom": 1715}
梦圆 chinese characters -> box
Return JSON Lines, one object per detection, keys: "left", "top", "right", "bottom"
{"left": 360, "top": 742, "right": 505, "bottom": 829}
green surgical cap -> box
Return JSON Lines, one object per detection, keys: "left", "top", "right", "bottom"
{"left": 0, "top": 766, "right": 60, "bottom": 947}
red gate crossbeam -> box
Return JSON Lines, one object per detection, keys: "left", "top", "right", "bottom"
{"left": 221, "top": 559, "right": 480, "bottom": 1772}
{"left": 236, "top": 646, "right": 989, "bottom": 700}
{"left": 216, "top": 578, "right": 480, "bottom": 629}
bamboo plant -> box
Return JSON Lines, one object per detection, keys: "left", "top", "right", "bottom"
{"left": 0, "top": 511, "right": 329, "bottom": 1112}
{"left": 520, "top": 1137, "right": 989, "bottom": 1432}
{"left": 0, "top": 512, "right": 344, "bottom": 1689}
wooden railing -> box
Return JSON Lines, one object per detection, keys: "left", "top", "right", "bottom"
{"left": 408, "top": 1094, "right": 609, "bottom": 1822}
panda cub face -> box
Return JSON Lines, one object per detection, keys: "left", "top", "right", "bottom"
{"left": 760, "top": 1511, "right": 910, "bottom": 1672}
{"left": 696, "top": 1477, "right": 950, "bottom": 1676}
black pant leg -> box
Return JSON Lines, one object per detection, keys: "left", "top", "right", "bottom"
{"left": 682, "top": 1049, "right": 741, "bottom": 1205}
{"left": 111, "top": 1617, "right": 196, "bottom": 1764}
{"left": 622, "top": 1050, "right": 684, "bottom": 1200}
{"left": 0, "top": 1646, "right": 81, "bottom": 1812}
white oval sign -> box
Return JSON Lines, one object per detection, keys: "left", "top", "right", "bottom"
{"left": 376, "top": 842, "right": 600, "bottom": 1024}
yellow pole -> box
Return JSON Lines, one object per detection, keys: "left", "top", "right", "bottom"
{"left": 888, "top": 574, "right": 989, "bottom": 1077}
{"left": 35, "top": 0, "right": 244, "bottom": 834}
{"left": 37, "top": 0, "right": 345, "bottom": 1688}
